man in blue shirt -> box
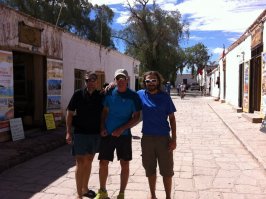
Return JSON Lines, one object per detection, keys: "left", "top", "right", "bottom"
{"left": 95, "top": 69, "right": 141, "bottom": 199}
{"left": 137, "top": 71, "right": 176, "bottom": 199}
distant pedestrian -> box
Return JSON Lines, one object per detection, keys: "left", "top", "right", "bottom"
{"left": 66, "top": 72, "right": 103, "bottom": 199}
{"left": 180, "top": 83, "right": 186, "bottom": 99}
{"left": 137, "top": 71, "right": 177, "bottom": 199}
{"left": 95, "top": 69, "right": 142, "bottom": 199}
{"left": 176, "top": 84, "right": 180, "bottom": 95}
{"left": 165, "top": 81, "right": 171, "bottom": 95}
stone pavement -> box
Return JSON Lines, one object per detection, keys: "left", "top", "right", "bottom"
{"left": 1, "top": 94, "right": 266, "bottom": 198}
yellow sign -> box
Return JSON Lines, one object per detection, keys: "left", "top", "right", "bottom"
{"left": 44, "top": 113, "right": 56, "bottom": 130}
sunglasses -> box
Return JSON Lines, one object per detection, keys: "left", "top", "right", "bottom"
{"left": 115, "top": 76, "right": 127, "bottom": 81}
{"left": 144, "top": 79, "right": 157, "bottom": 84}
{"left": 85, "top": 78, "right": 96, "bottom": 83}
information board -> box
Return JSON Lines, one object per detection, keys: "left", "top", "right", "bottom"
{"left": 9, "top": 118, "right": 25, "bottom": 141}
{"left": 44, "top": 113, "right": 56, "bottom": 130}
{"left": 261, "top": 52, "right": 266, "bottom": 117}
{"left": 243, "top": 61, "right": 250, "bottom": 113}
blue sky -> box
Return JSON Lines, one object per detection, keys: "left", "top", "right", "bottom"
{"left": 89, "top": 0, "right": 266, "bottom": 62}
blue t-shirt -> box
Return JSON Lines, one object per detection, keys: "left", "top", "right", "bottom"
{"left": 137, "top": 89, "right": 176, "bottom": 136}
{"left": 103, "top": 87, "right": 142, "bottom": 135}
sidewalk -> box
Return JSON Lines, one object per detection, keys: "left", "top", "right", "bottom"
{"left": 1, "top": 98, "right": 266, "bottom": 174}
{"left": 208, "top": 100, "right": 266, "bottom": 171}
{"left": 0, "top": 126, "right": 66, "bottom": 173}
{"left": 1, "top": 96, "right": 266, "bottom": 198}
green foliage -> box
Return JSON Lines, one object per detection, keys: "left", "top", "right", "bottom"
{"left": 119, "top": 0, "right": 189, "bottom": 81}
{"left": 2, "top": 0, "right": 115, "bottom": 48}
{"left": 184, "top": 43, "right": 210, "bottom": 75}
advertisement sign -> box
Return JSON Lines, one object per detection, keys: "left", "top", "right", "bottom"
{"left": 0, "top": 50, "right": 14, "bottom": 122}
{"left": 46, "top": 59, "right": 63, "bottom": 112}
{"left": 242, "top": 61, "right": 250, "bottom": 113}
{"left": 44, "top": 113, "right": 56, "bottom": 130}
{"left": 261, "top": 52, "right": 266, "bottom": 117}
{"left": 9, "top": 118, "right": 25, "bottom": 141}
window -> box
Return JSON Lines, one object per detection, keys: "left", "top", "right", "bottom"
{"left": 74, "top": 69, "right": 86, "bottom": 90}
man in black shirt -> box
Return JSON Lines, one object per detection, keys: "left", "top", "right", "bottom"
{"left": 66, "top": 72, "right": 103, "bottom": 199}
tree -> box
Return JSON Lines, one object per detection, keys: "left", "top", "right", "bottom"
{"left": 2, "top": 0, "right": 115, "bottom": 48}
{"left": 183, "top": 43, "right": 210, "bottom": 76}
{"left": 118, "top": 0, "right": 189, "bottom": 81}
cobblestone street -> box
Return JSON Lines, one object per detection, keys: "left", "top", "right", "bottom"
{"left": 1, "top": 94, "right": 266, "bottom": 199}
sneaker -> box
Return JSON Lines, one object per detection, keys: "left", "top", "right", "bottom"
{"left": 117, "top": 192, "right": 124, "bottom": 199}
{"left": 94, "top": 189, "right": 108, "bottom": 199}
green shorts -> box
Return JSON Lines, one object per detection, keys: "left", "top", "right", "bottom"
{"left": 141, "top": 135, "right": 174, "bottom": 177}
{"left": 71, "top": 134, "right": 101, "bottom": 156}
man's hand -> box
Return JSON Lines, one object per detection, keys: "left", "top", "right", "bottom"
{"left": 66, "top": 131, "right": 72, "bottom": 144}
{"left": 112, "top": 127, "right": 124, "bottom": 137}
{"left": 168, "top": 139, "right": 176, "bottom": 152}
{"left": 100, "top": 129, "right": 108, "bottom": 137}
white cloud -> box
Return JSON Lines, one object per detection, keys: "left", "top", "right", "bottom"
{"left": 89, "top": 0, "right": 265, "bottom": 33}
{"left": 116, "top": 11, "right": 131, "bottom": 24}
{"left": 212, "top": 47, "right": 224, "bottom": 55}
{"left": 189, "top": 35, "right": 203, "bottom": 41}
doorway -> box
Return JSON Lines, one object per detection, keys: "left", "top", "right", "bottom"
{"left": 238, "top": 63, "right": 244, "bottom": 107}
{"left": 249, "top": 44, "right": 262, "bottom": 113}
{"left": 13, "top": 51, "right": 46, "bottom": 129}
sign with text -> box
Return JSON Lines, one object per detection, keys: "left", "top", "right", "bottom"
{"left": 44, "top": 113, "right": 56, "bottom": 130}
{"left": 9, "top": 118, "right": 25, "bottom": 141}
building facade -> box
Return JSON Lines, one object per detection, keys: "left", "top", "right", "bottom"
{"left": 216, "top": 9, "right": 266, "bottom": 120}
{"left": 0, "top": 5, "right": 140, "bottom": 141}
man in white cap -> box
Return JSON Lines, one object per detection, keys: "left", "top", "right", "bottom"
{"left": 95, "top": 69, "right": 141, "bottom": 199}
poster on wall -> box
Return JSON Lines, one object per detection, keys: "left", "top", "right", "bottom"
{"left": 243, "top": 61, "right": 250, "bottom": 113}
{"left": 261, "top": 52, "right": 266, "bottom": 117}
{"left": 46, "top": 59, "right": 63, "bottom": 122}
{"left": 0, "top": 50, "right": 14, "bottom": 122}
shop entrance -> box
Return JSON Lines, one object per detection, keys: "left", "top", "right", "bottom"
{"left": 249, "top": 44, "right": 262, "bottom": 113}
{"left": 13, "top": 51, "right": 46, "bottom": 129}
{"left": 238, "top": 63, "right": 244, "bottom": 108}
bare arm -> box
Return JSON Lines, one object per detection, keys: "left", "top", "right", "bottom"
{"left": 112, "top": 111, "right": 141, "bottom": 137}
{"left": 168, "top": 112, "right": 177, "bottom": 151}
{"left": 65, "top": 110, "right": 74, "bottom": 144}
{"left": 100, "top": 107, "right": 109, "bottom": 137}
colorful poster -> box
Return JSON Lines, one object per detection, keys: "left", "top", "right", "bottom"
{"left": 0, "top": 50, "right": 14, "bottom": 121}
{"left": 47, "top": 79, "right": 62, "bottom": 95}
{"left": 46, "top": 59, "right": 63, "bottom": 112}
{"left": 261, "top": 52, "right": 266, "bottom": 117}
{"left": 47, "top": 95, "right": 61, "bottom": 110}
{"left": 243, "top": 61, "right": 249, "bottom": 113}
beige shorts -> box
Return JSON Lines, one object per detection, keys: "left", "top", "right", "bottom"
{"left": 141, "top": 135, "right": 174, "bottom": 177}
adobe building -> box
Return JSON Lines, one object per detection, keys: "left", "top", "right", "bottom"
{"left": 0, "top": 4, "right": 140, "bottom": 141}
{"left": 217, "top": 9, "right": 266, "bottom": 122}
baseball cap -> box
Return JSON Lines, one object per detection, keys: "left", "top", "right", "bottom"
{"left": 85, "top": 72, "right": 97, "bottom": 80}
{"left": 114, "top": 69, "right": 128, "bottom": 78}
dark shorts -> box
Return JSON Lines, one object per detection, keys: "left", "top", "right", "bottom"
{"left": 141, "top": 135, "right": 174, "bottom": 177}
{"left": 98, "top": 135, "right": 132, "bottom": 161}
{"left": 71, "top": 134, "right": 101, "bottom": 156}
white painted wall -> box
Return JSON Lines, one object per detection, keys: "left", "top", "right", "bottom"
{"left": 61, "top": 33, "right": 140, "bottom": 115}
{"left": 209, "top": 68, "right": 220, "bottom": 98}
{"left": 224, "top": 36, "right": 251, "bottom": 107}
{"left": 175, "top": 74, "right": 197, "bottom": 86}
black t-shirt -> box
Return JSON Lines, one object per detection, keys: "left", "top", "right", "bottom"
{"left": 67, "top": 88, "right": 103, "bottom": 134}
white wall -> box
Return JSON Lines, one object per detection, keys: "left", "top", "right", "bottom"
{"left": 61, "top": 33, "right": 140, "bottom": 115}
{"left": 225, "top": 36, "right": 251, "bottom": 107}
{"left": 175, "top": 74, "right": 197, "bottom": 86}
{"left": 209, "top": 68, "right": 220, "bottom": 98}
